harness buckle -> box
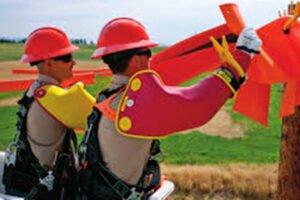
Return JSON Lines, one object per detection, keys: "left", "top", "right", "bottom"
{"left": 19, "top": 105, "right": 27, "bottom": 116}
{"left": 4, "top": 142, "right": 18, "bottom": 166}
{"left": 39, "top": 170, "right": 55, "bottom": 191}
{"left": 78, "top": 144, "right": 87, "bottom": 164}
{"left": 125, "top": 188, "right": 144, "bottom": 200}
{"left": 79, "top": 123, "right": 94, "bottom": 165}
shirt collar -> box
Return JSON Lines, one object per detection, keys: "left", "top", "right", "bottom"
{"left": 26, "top": 75, "right": 60, "bottom": 97}
{"left": 37, "top": 74, "right": 60, "bottom": 85}
{"left": 109, "top": 74, "right": 129, "bottom": 91}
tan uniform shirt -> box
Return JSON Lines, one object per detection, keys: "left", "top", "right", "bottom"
{"left": 97, "top": 74, "right": 153, "bottom": 185}
{"left": 26, "top": 75, "right": 66, "bottom": 168}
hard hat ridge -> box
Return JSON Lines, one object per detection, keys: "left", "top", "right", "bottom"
{"left": 21, "top": 27, "right": 79, "bottom": 63}
{"left": 91, "top": 17, "right": 157, "bottom": 59}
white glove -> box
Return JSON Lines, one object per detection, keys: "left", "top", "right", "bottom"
{"left": 236, "top": 27, "right": 262, "bottom": 57}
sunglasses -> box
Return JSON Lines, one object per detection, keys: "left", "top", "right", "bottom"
{"left": 52, "top": 54, "right": 73, "bottom": 63}
{"left": 135, "top": 49, "right": 152, "bottom": 58}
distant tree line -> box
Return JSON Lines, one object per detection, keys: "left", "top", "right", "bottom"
{"left": 71, "top": 39, "right": 95, "bottom": 45}
{"left": 0, "top": 38, "right": 26, "bottom": 43}
{"left": 0, "top": 37, "right": 94, "bottom": 45}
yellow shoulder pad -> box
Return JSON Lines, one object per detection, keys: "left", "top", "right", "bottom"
{"left": 34, "top": 82, "right": 95, "bottom": 130}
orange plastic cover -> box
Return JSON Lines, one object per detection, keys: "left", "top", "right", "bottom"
{"left": 150, "top": 3, "right": 300, "bottom": 125}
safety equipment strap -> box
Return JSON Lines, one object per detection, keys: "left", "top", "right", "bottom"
{"left": 3, "top": 83, "right": 77, "bottom": 199}
{"left": 78, "top": 86, "right": 161, "bottom": 199}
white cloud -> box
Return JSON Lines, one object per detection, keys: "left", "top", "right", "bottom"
{"left": 0, "top": 0, "right": 292, "bottom": 45}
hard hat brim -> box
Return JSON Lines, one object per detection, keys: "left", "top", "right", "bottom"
{"left": 21, "top": 45, "right": 79, "bottom": 63}
{"left": 91, "top": 41, "right": 157, "bottom": 59}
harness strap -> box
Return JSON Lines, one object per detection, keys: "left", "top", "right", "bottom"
{"left": 23, "top": 131, "right": 77, "bottom": 199}
{"left": 93, "top": 163, "right": 132, "bottom": 198}
{"left": 3, "top": 84, "right": 77, "bottom": 199}
{"left": 79, "top": 86, "right": 126, "bottom": 165}
{"left": 79, "top": 86, "right": 162, "bottom": 199}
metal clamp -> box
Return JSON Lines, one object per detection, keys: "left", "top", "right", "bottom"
{"left": 125, "top": 188, "right": 144, "bottom": 200}
{"left": 39, "top": 170, "right": 55, "bottom": 191}
{"left": 4, "top": 142, "right": 18, "bottom": 166}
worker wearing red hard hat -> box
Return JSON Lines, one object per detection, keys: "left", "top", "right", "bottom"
{"left": 3, "top": 27, "right": 95, "bottom": 199}
{"left": 78, "top": 17, "right": 262, "bottom": 199}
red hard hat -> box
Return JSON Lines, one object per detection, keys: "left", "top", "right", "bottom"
{"left": 21, "top": 27, "right": 79, "bottom": 63}
{"left": 91, "top": 17, "right": 157, "bottom": 59}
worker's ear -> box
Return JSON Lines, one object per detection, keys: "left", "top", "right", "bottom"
{"left": 41, "top": 59, "right": 55, "bottom": 74}
{"left": 43, "top": 59, "right": 51, "bottom": 67}
{"left": 130, "top": 55, "right": 140, "bottom": 66}
{"left": 124, "top": 55, "right": 139, "bottom": 76}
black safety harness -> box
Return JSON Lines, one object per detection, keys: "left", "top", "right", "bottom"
{"left": 3, "top": 85, "right": 78, "bottom": 200}
{"left": 78, "top": 87, "right": 162, "bottom": 200}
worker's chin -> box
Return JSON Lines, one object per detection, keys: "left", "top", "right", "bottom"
{"left": 66, "top": 73, "right": 73, "bottom": 79}
{"left": 60, "top": 73, "right": 73, "bottom": 82}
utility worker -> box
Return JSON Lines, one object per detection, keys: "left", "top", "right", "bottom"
{"left": 2, "top": 27, "right": 95, "bottom": 199}
{"left": 78, "top": 17, "right": 262, "bottom": 200}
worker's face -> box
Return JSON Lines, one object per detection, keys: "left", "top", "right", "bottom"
{"left": 136, "top": 49, "right": 152, "bottom": 70}
{"left": 126, "top": 49, "right": 151, "bottom": 76}
{"left": 47, "top": 54, "right": 76, "bottom": 82}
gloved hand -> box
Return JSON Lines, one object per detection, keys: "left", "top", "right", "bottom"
{"left": 236, "top": 27, "right": 262, "bottom": 57}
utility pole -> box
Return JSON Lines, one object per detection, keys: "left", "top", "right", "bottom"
{"left": 276, "top": 3, "right": 300, "bottom": 199}
{"left": 276, "top": 107, "right": 300, "bottom": 199}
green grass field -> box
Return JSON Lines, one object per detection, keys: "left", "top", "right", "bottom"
{"left": 160, "top": 76, "right": 281, "bottom": 164}
{"left": 0, "top": 43, "right": 282, "bottom": 165}
{"left": 0, "top": 43, "right": 23, "bottom": 61}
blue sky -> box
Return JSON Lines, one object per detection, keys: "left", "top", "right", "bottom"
{"left": 0, "top": 0, "right": 291, "bottom": 45}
